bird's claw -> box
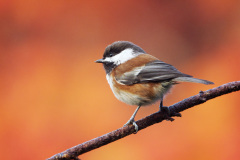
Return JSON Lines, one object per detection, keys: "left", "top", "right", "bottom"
{"left": 124, "top": 119, "right": 139, "bottom": 134}
{"left": 160, "top": 106, "right": 181, "bottom": 121}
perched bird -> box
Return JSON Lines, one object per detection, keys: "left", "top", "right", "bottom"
{"left": 95, "top": 41, "right": 213, "bottom": 132}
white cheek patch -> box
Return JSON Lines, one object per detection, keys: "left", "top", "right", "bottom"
{"left": 105, "top": 48, "right": 137, "bottom": 65}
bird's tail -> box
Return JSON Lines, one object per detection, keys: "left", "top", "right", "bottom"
{"left": 173, "top": 77, "right": 214, "bottom": 85}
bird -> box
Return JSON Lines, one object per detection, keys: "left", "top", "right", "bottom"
{"left": 95, "top": 41, "right": 214, "bottom": 133}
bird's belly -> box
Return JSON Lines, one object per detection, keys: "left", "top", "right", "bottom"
{"left": 114, "top": 90, "right": 145, "bottom": 106}
{"left": 107, "top": 74, "right": 173, "bottom": 106}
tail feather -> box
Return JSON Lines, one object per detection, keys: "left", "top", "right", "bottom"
{"left": 173, "top": 77, "right": 214, "bottom": 85}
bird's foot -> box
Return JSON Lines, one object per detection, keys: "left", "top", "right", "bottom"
{"left": 159, "top": 106, "right": 182, "bottom": 121}
{"left": 124, "top": 119, "right": 138, "bottom": 134}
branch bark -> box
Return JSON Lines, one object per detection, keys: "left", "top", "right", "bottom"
{"left": 47, "top": 81, "right": 240, "bottom": 160}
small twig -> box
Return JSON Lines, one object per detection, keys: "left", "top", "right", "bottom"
{"left": 47, "top": 81, "right": 240, "bottom": 160}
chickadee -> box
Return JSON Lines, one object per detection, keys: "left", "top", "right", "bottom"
{"left": 96, "top": 41, "right": 213, "bottom": 132}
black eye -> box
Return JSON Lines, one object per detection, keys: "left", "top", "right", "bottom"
{"left": 109, "top": 53, "right": 114, "bottom": 57}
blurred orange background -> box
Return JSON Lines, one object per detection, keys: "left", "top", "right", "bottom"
{"left": 0, "top": 0, "right": 240, "bottom": 160}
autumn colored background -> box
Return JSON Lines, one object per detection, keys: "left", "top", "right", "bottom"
{"left": 0, "top": 0, "right": 240, "bottom": 160}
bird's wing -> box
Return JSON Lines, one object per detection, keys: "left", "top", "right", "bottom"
{"left": 116, "top": 60, "right": 192, "bottom": 85}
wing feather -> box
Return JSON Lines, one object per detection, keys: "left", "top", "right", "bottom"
{"left": 116, "top": 60, "right": 191, "bottom": 85}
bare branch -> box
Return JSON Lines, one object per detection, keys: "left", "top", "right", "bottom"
{"left": 47, "top": 81, "right": 240, "bottom": 160}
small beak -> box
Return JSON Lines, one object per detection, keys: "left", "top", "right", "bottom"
{"left": 95, "top": 59, "right": 105, "bottom": 63}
